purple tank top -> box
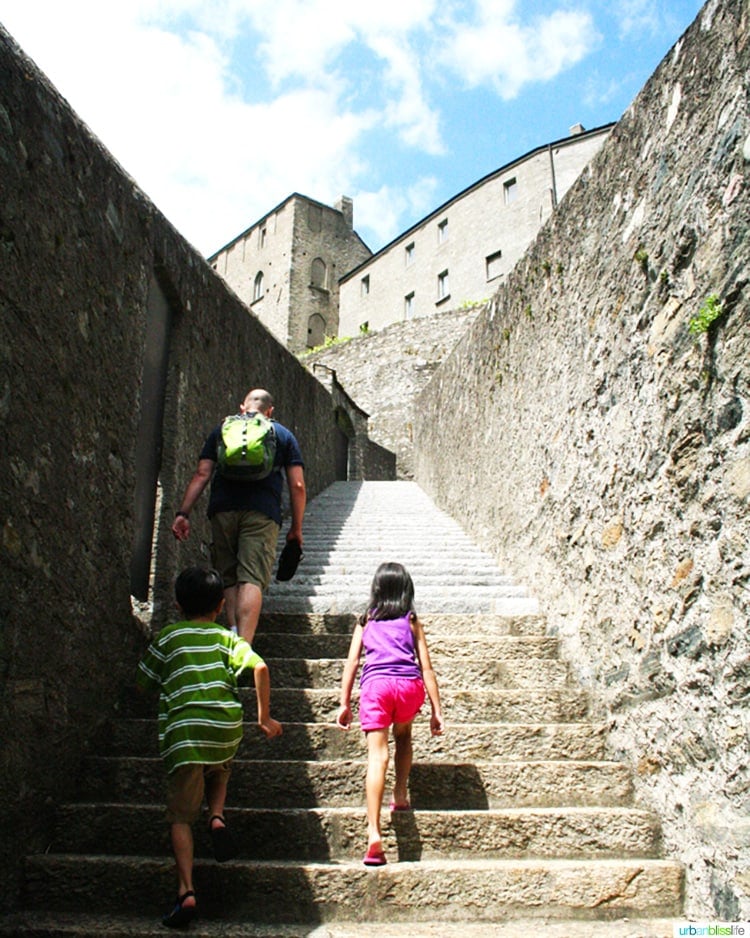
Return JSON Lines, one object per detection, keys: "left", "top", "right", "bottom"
{"left": 360, "top": 614, "right": 422, "bottom": 686}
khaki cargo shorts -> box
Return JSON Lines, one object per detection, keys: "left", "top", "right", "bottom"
{"left": 210, "top": 509, "right": 279, "bottom": 590}
{"left": 166, "top": 761, "right": 233, "bottom": 824}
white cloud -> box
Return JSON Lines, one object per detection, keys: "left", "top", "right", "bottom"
{"left": 0, "top": 0, "right": 614, "bottom": 254}
{"left": 440, "top": 2, "right": 599, "bottom": 99}
{"left": 368, "top": 33, "right": 444, "bottom": 156}
{"left": 1, "top": 0, "right": 386, "bottom": 252}
{"left": 354, "top": 176, "right": 439, "bottom": 248}
{"left": 148, "top": 84, "right": 380, "bottom": 253}
{"left": 615, "top": 0, "right": 662, "bottom": 38}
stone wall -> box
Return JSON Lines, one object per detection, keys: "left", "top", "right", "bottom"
{"left": 303, "top": 307, "right": 479, "bottom": 478}
{"left": 414, "top": 0, "right": 749, "bottom": 919}
{"left": 0, "top": 27, "right": 345, "bottom": 909}
{"left": 307, "top": 365, "right": 397, "bottom": 481}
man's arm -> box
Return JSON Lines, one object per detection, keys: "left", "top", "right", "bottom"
{"left": 171, "top": 458, "right": 215, "bottom": 541}
{"left": 285, "top": 464, "right": 306, "bottom": 545}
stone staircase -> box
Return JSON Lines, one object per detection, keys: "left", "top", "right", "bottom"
{"left": 0, "top": 482, "right": 683, "bottom": 936}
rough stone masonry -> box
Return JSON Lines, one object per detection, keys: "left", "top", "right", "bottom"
{"left": 415, "top": 0, "right": 749, "bottom": 921}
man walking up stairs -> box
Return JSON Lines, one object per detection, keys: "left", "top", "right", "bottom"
{"left": 0, "top": 482, "right": 682, "bottom": 936}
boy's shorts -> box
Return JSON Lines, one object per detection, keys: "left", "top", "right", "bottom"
{"left": 166, "top": 761, "right": 233, "bottom": 824}
{"left": 211, "top": 509, "right": 279, "bottom": 590}
{"left": 359, "top": 677, "right": 425, "bottom": 732}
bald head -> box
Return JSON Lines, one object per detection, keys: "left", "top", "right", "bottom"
{"left": 241, "top": 389, "right": 274, "bottom": 416}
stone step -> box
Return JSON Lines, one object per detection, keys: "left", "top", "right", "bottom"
{"left": 108, "top": 719, "right": 609, "bottom": 762}
{"left": 262, "top": 593, "right": 541, "bottom": 616}
{"left": 252, "top": 632, "right": 560, "bottom": 660}
{"left": 126, "top": 686, "right": 590, "bottom": 723}
{"left": 257, "top": 612, "right": 548, "bottom": 637}
{"left": 266, "top": 581, "right": 530, "bottom": 599}
{"left": 262, "top": 655, "right": 570, "bottom": 690}
{"left": 18, "top": 854, "right": 685, "bottom": 923}
{"left": 286, "top": 556, "right": 511, "bottom": 575}
{"left": 252, "top": 633, "right": 560, "bottom": 662}
{"left": 275, "top": 565, "right": 515, "bottom": 585}
{"left": 79, "top": 757, "right": 633, "bottom": 809}
{"left": 0, "top": 912, "right": 686, "bottom": 938}
{"left": 264, "top": 686, "right": 589, "bottom": 723}
{"left": 54, "top": 803, "right": 663, "bottom": 861}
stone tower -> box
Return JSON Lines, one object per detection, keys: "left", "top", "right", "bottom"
{"left": 209, "top": 194, "right": 371, "bottom": 353}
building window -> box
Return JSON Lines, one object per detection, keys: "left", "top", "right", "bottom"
{"left": 361, "top": 275, "right": 370, "bottom": 296}
{"left": 307, "top": 313, "right": 326, "bottom": 348}
{"left": 253, "top": 271, "right": 264, "bottom": 301}
{"left": 437, "top": 218, "right": 448, "bottom": 243}
{"left": 437, "top": 269, "right": 449, "bottom": 301}
{"left": 405, "top": 242, "right": 415, "bottom": 266}
{"left": 486, "top": 250, "right": 503, "bottom": 281}
{"left": 404, "top": 292, "right": 415, "bottom": 319}
{"left": 308, "top": 203, "right": 322, "bottom": 233}
{"left": 311, "top": 257, "right": 327, "bottom": 290}
{"left": 503, "top": 178, "right": 518, "bottom": 205}
{"left": 259, "top": 226, "right": 267, "bottom": 248}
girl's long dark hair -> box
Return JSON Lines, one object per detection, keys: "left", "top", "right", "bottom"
{"left": 361, "top": 562, "right": 416, "bottom": 624}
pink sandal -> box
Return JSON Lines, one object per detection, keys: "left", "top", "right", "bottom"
{"left": 363, "top": 842, "right": 387, "bottom": 866}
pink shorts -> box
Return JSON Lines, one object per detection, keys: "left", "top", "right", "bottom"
{"left": 359, "top": 677, "right": 425, "bottom": 732}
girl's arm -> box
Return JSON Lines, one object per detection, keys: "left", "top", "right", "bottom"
{"left": 413, "top": 617, "right": 444, "bottom": 736}
{"left": 336, "top": 624, "right": 364, "bottom": 729}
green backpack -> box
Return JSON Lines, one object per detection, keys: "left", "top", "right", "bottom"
{"left": 216, "top": 412, "right": 277, "bottom": 481}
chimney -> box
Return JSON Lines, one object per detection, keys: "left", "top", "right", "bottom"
{"left": 569, "top": 123, "right": 585, "bottom": 136}
{"left": 335, "top": 195, "right": 353, "bottom": 229}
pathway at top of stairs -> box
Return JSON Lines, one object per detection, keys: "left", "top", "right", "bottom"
{"left": 0, "top": 481, "right": 683, "bottom": 937}
{"left": 263, "top": 480, "right": 540, "bottom": 615}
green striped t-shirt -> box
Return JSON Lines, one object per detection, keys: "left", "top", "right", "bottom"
{"left": 136, "top": 621, "right": 263, "bottom": 775}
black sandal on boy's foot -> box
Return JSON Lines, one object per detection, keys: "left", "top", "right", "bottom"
{"left": 162, "top": 890, "right": 196, "bottom": 928}
{"left": 209, "top": 814, "right": 237, "bottom": 862}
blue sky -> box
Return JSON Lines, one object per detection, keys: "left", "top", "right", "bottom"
{"left": 0, "top": 0, "right": 705, "bottom": 256}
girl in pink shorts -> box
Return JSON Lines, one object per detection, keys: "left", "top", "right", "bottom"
{"left": 336, "top": 562, "right": 444, "bottom": 866}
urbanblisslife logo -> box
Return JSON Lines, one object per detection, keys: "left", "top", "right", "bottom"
{"left": 673, "top": 925, "right": 748, "bottom": 937}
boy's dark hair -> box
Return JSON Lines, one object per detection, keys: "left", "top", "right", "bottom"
{"left": 175, "top": 566, "right": 224, "bottom": 618}
{"left": 361, "top": 561, "right": 416, "bottom": 624}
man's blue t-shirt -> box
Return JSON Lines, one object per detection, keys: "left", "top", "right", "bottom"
{"left": 200, "top": 418, "right": 304, "bottom": 525}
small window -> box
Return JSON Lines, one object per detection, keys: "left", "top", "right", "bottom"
{"left": 404, "top": 292, "right": 415, "bottom": 319}
{"left": 311, "top": 257, "right": 327, "bottom": 290}
{"left": 308, "top": 203, "right": 323, "bottom": 232}
{"left": 307, "top": 313, "right": 326, "bottom": 348}
{"left": 259, "top": 226, "right": 267, "bottom": 248}
{"left": 486, "top": 250, "right": 503, "bottom": 281}
{"left": 361, "top": 275, "right": 370, "bottom": 296}
{"left": 405, "top": 242, "right": 415, "bottom": 266}
{"left": 437, "top": 219, "right": 448, "bottom": 243}
{"left": 437, "top": 269, "right": 449, "bottom": 301}
{"left": 503, "top": 178, "right": 518, "bottom": 205}
{"left": 253, "top": 271, "right": 264, "bottom": 301}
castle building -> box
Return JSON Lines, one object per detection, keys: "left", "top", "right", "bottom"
{"left": 208, "top": 193, "right": 371, "bottom": 353}
{"left": 209, "top": 124, "right": 613, "bottom": 351}
{"left": 338, "top": 123, "right": 613, "bottom": 335}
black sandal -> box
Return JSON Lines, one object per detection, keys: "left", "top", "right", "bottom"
{"left": 162, "top": 889, "right": 196, "bottom": 928}
{"left": 276, "top": 539, "right": 302, "bottom": 581}
{"left": 209, "top": 814, "right": 237, "bottom": 862}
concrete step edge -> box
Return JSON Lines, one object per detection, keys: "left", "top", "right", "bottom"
{"left": 0, "top": 911, "right": 682, "bottom": 937}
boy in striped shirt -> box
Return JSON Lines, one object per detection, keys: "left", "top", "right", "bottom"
{"left": 137, "top": 565, "right": 282, "bottom": 928}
